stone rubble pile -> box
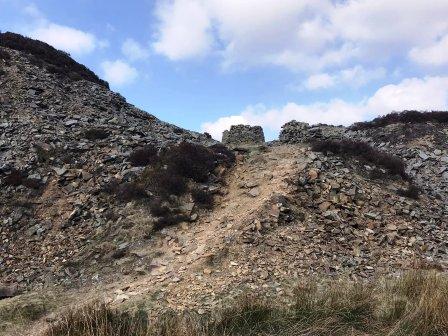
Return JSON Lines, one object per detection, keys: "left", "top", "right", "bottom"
{"left": 222, "top": 125, "right": 265, "bottom": 148}
{"left": 279, "top": 121, "right": 346, "bottom": 143}
{"left": 236, "top": 147, "right": 447, "bottom": 279}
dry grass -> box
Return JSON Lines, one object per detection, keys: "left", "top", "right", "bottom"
{"left": 0, "top": 292, "right": 55, "bottom": 335}
{"left": 43, "top": 271, "right": 448, "bottom": 336}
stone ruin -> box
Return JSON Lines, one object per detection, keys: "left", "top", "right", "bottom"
{"left": 279, "top": 120, "right": 347, "bottom": 143}
{"left": 222, "top": 125, "right": 265, "bottom": 147}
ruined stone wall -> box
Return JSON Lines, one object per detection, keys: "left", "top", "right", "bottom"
{"left": 279, "top": 121, "right": 347, "bottom": 143}
{"left": 222, "top": 125, "right": 265, "bottom": 147}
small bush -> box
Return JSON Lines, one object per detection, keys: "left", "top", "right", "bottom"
{"left": 0, "top": 47, "right": 11, "bottom": 61}
{"left": 209, "top": 144, "right": 236, "bottom": 168}
{"left": 312, "top": 139, "right": 408, "bottom": 179}
{"left": 116, "top": 182, "right": 147, "bottom": 201}
{"left": 3, "top": 169, "right": 24, "bottom": 186}
{"left": 397, "top": 184, "right": 421, "bottom": 199}
{"left": 83, "top": 128, "right": 109, "bottom": 141}
{"left": 102, "top": 179, "right": 147, "bottom": 201}
{"left": 370, "top": 168, "right": 385, "bottom": 180}
{"left": 161, "top": 142, "right": 216, "bottom": 183}
{"left": 148, "top": 197, "right": 171, "bottom": 217}
{"left": 142, "top": 167, "right": 187, "bottom": 197}
{"left": 351, "top": 110, "right": 448, "bottom": 130}
{"left": 153, "top": 213, "right": 189, "bottom": 231}
{"left": 191, "top": 187, "right": 214, "bottom": 209}
{"left": 22, "top": 178, "right": 41, "bottom": 189}
{"left": 129, "top": 145, "right": 158, "bottom": 167}
{"left": 101, "top": 179, "right": 120, "bottom": 194}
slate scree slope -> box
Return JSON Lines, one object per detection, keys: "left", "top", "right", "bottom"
{"left": 0, "top": 33, "right": 447, "bottom": 307}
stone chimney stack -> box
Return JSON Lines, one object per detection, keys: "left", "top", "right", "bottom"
{"left": 222, "top": 125, "right": 265, "bottom": 148}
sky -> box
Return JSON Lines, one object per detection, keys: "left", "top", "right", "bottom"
{"left": 1, "top": 0, "right": 448, "bottom": 140}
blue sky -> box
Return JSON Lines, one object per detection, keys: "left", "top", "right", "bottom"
{"left": 1, "top": 0, "right": 448, "bottom": 140}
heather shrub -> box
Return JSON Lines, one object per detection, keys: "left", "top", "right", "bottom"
{"left": 191, "top": 187, "right": 214, "bottom": 209}
{"left": 104, "top": 142, "right": 234, "bottom": 231}
{"left": 397, "top": 184, "right": 421, "bottom": 199}
{"left": 2, "top": 169, "right": 41, "bottom": 189}
{"left": 141, "top": 166, "right": 187, "bottom": 198}
{"left": 161, "top": 142, "right": 216, "bottom": 183}
{"left": 22, "top": 178, "right": 41, "bottom": 189}
{"left": 153, "top": 213, "right": 189, "bottom": 231}
{"left": 0, "top": 32, "right": 108, "bottom": 88}
{"left": 312, "top": 140, "right": 408, "bottom": 179}
{"left": 148, "top": 197, "right": 171, "bottom": 217}
{"left": 107, "top": 182, "right": 147, "bottom": 201}
{"left": 370, "top": 168, "right": 386, "bottom": 180}
{"left": 209, "top": 143, "right": 236, "bottom": 168}
{"left": 0, "top": 47, "right": 11, "bottom": 61}
{"left": 83, "top": 128, "right": 109, "bottom": 141}
{"left": 351, "top": 110, "right": 448, "bottom": 130}
{"left": 3, "top": 169, "right": 23, "bottom": 186}
{"left": 129, "top": 145, "right": 158, "bottom": 167}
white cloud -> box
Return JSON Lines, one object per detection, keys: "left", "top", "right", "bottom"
{"left": 304, "top": 66, "right": 386, "bottom": 91}
{"left": 23, "top": 4, "right": 99, "bottom": 56}
{"left": 23, "top": 3, "right": 43, "bottom": 20}
{"left": 409, "top": 34, "right": 448, "bottom": 66}
{"left": 202, "top": 76, "right": 448, "bottom": 140}
{"left": 366, "top": 77, "right": 448, "bottom": 113}
{"left": 153, "top": 0, "right": 213, "bottom": 60}
{"left": 30, "top": 23, "right": 97, "bottom": 55}
{"left": 152, "top": 0, "right": 448, "bottom": 71}
{"left": 305, "top": 73, "right": 335, "bottom": 90}
{"left": 332, "top": 0, "right": 448, "bottom": 52}
{"left": 339, "top": 66, "right": 386, "bottom": 87}
{"left": 122, "top": 38, "right": 149, "bottom": 61}
{"left": 101, "top": 60, "right": 138, "bottom": 86}
{"left": 202, "top": 115, "right": 247, "bottom": 139}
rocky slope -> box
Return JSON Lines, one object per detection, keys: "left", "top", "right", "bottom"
{"left": 0, "top": 35, "right": 214, "bottom": 293}
{"left": 93, "top": 142, "right": 447, "bottom": 314}
{"left": 280, "top": 119, "right": 448, "bottom": 203}
{"left": 0, "top": 33, "right": 447, "bottom": 334}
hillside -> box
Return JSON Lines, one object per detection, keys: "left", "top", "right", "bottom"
{"left": 0, "top": 33, "right": 215, "bottom": 293}
{"left": 0, "top": 33, "right": 447, "bottom": 335}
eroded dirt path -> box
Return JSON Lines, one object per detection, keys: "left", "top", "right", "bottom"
{"left": 105, "top": 144, "right": 305, "bottom": 312}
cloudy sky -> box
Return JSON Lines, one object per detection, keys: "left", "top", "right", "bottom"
{"left": 1, "top": 0, "right": 448, "bottom": 139}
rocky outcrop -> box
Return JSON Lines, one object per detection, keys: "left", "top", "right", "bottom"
{"left": 222, "top": 125, "right": 265, "bottom": 147}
